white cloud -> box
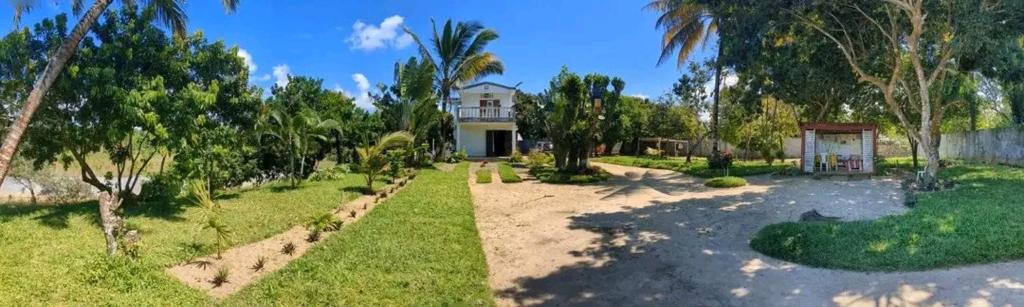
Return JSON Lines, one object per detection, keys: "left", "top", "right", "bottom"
{"left": 236, "top": 48, "right": 257, "bottom": 72}
{"left": 724, "top": 74, "right": 739, "bottom": 87}
{"left": 630, "top": 94, "right": 649, "bottom": 100}
{"left": 255, "top": 74, "right": 272, "bottom": 82}
{"left": 273, "top": 64, "right": 291, "bottom": 87}
{"left": 351, "top": 73, "right": 375, "bottom": 110}
{"left": 347, "top": 15, "right": 414, "bottom": 51}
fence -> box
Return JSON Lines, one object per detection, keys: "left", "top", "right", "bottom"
{"left": 938, "top": 127, "right": 1024, "bottom": 166}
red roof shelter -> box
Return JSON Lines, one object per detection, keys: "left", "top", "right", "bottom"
{"left": 799, "top": 123, "right": 878, "bottom": 174}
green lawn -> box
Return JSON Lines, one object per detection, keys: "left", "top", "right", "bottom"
{"left": 592, "top": 155, "right": 795, "bottom": 178}
{"left": 750, "top": 164, "right": 1024, "bottom": 271}
{"left": 476, "top": 168, "right": 493, "bottom": 184}
{"left": 497, "top": 163, "right": 522, "bottom": 183}
{"left": 0, "top": 174, "right": 372, "bottom": 305}
{"left": 227, "top": 163, "right": 494, "bottom": 306}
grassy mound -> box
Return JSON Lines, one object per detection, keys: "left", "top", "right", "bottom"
{"left": 475, "top": 169, "right": 492, "bottom": 184}
{"left": 704, "top": 176, "right": 747, "bottom": 188}
{"left": 750, "top": 164, "right": 1024, "bottom": 271}
{"left": 497, "top": 163, "right": 522, "bottom": 183}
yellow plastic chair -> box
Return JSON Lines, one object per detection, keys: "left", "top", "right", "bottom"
{"left": 827, "top": 153, "right": 839, "bottom": 172}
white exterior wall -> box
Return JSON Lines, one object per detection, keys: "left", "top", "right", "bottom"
{"left": 459, "top": 92, "right": 514, "bottom": 108}
{"left": 454, "top": 82, "right": 519, "bottom": 157}
{"left": 803, "top": 130, "right": 816, "bottom": 172}
{"left": 460, "top": 125, "right": 488, "bottom": 157}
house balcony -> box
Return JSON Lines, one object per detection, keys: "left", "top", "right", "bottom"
{"left": 458, "top": 107, "right": 515, "bottom": 122}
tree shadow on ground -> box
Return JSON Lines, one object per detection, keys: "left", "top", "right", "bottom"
{"left": 0, "top": 201, "right": 100, "bottom": 229}
{"left": 494, "top": 183, "right": 783, "bottom": 306}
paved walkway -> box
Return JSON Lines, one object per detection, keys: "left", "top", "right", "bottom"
{"left": 470, "top": 163, "right": 1024, "bottom": 306}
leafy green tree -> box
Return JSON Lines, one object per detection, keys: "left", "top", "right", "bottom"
{"left": 0, "top": 0, "right": 240, "bottom": 188}
{"left": 542, "top": 67, "right": 617, "bottom": 173}
{"left": 356, "top": 131, "right": 413, "bottom": 194}
{"left": 260, "top": 106, "right": 339, "bottom": 187}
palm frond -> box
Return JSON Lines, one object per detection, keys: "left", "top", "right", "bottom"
{"left": 144, "top": 0, "right": 188, "bottom": 39}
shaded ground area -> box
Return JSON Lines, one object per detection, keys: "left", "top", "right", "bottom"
{"left": 470, "top": 162, "right": 1024, "bottom": 306}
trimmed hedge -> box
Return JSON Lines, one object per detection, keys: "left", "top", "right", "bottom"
{"left": 497, "top": 163, "right": 522, "bottom": 183}
{"left": 704, "top": 176, "right": 747, "bottom": 188}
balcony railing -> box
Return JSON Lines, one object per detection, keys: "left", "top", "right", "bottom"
{"left": 458, "top": 107, "right": 514, "bottom": 122}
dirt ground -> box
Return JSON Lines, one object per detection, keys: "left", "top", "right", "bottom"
{"left": 470, "top": 162, "right": 1024, "bottom": 306}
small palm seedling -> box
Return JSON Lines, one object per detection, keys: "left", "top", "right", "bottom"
{"left": 307, "top": 213, "right": 343, "bottom": 232}
{"left": 251, "top": 256, "right": 267, "bottom": 272}
{"left": 350, "top": 210, "right": 357, "bottom": 218}
{"left": 380, "top": 191, "right": 388, "bottom": 198}
{"left": 190, "top": 181, "right": 233, "bottom": 259}
{"left": 307, "top": 229, "right": 322, "bottom": 242}
{"left": 211, "top": 267, "right": 230, "bottom": 287}
{"left": 191, "top": 259, "right": 214, "bottom": 270}
{"left": 281, "top": 242, "right": 296, "bottom": 255}
{"left": 357, "top": 132, "right": 413, "bottom": 194}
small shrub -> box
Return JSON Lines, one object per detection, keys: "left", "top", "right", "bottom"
{"left": 309, "top": 165, "right": 351, "bottom": 181}
{"left": 349, "top": 210, "right": 357, "bottom": 218}
{"left": 251, "top": 256, "right": 267, "bottom": 272}
{"left": 526, "top": 150, "right": 553, "bottom": 168}
{"left": 704, "top": 176, "right": 747, "bottom": 188}
{"left": 508, "top": 151, "right": 524, "bottom": 163}
{"left": 281, "top": 242, "right": 296, "bottom": 255}
{"left": 448, "top": 150, "right": 469, "bottom": 163}
{"left": 531, "top": 165, "right": 610, "bottom": 184}
{"left": 307, "top": 213, "right": 343, "bottom": 232}
{"left": 707, "top": 149, "right": 734, "bottom": 170}
{"left": 306, "top": 229, "right": 321, "bottom": 242}
{"left": 211, "top": 267, "right": 230, "bottom": 287}
{"left": 139, "top": 173, "right": 182, "bottom": 204}
{"left": 497, "top": 163, "right": 522, "bottom": 183}
{"left": 475, "top": 169, "right": 492, "bottom": 184}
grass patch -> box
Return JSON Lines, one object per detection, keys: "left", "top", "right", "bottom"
{"left": 593, "top": 155, "right": 794, "bottom": 178}
{"left": 530, "top": 165, "right": 610, "bottom": 184}
{"left": 750, "top": 164, "right": 1024, "bottom": 271}
{"left": 475, "top": 169, "right": 493, "bottom": 184}
{"left": 704, "top": 176, "right": 747, "bottom": 188}
{"left": 227, "top": 163, "right": 494, "bottom": 306}
{"left": 0, "top": 174, "right": 373, "bottom": 305}
{"left": 497, "top": 163, "right": 522, "bottom": 183}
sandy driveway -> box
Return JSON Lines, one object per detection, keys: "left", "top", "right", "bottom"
{"left": 470, "top": 162, "right": 1024, "bottom": 306}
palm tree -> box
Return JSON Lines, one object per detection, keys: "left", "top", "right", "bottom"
{"left": 261, "top": 107, "right": 339, "bottom": 187}
{"left": 404, "top": 19, "right": 503, "bottom": 156}
{"left": 0, "top": 0, "right": 240, "bottom": 187}
{"left": 645, "top": 0, "right": 725, "bottom": 154}
{"left": 356, "top": 131, "right": 413, "bottom": 194}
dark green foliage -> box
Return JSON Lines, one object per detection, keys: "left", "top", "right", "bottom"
{"left": 530, "top": 165, "right": 609, "bottom": 184}
{"left": 497, "top": 163, "right": 522, "bottom": 183}
{"left": 139, "top": 173, "right": 182, "bottom": 205}
{"left": 703, "top": 176, "right": 747, "bottom": 188}
{"left": 306, "top": 229, "right": 321, "bottom": 243}
{"left": 307, "top": 213, "right": 343, "bottom": 233}
{"left": 707, "top": 150, "right": 733, "bottom": 170}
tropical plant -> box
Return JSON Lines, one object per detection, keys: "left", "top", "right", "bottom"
{"left": 645, "top": 0, "right": 726, "bottom": 154}
{"left": 0, "top": 0, "right": 240, "bottom": 188}
{"left": 356, "top": 131, "right": 413, "bottom": 194}
{"left": 404, "top": 19, "right": 504, "bottom": 156}
{"left": 189, "top": 180, "right": 232, "bottom": 259}
{"left": 260, "top": 107, "right": 339, "bottom": 187}
{"left": 211, "top": 267, "right": 230, "bottom": 287}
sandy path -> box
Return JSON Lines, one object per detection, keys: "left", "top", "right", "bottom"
{"left": 471, "top": 162, "right": 1024, "bottom": 306}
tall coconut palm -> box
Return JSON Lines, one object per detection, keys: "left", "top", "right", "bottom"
{"left": 260, "top": 107, "right": 339, "bottom": 187}
{"left": 403, "top": 19, "right": 503, "bottom": 157}
{"left": 404, "top": 19, "right": 504, "bottom": 113}
{"left": 0, "top": 0, "right": 240, "bottom": 187}
{"left": 645, "top": 0, "right": 725, "bottom": 154}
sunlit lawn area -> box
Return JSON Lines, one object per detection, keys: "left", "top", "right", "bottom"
{"left": 228, "top": 163, "right": 494, "bottom": 306}
{"left": 0, "top": 173, "right": 373, "bottom": 305}
{"left": 750, "top": 164, "right": 1024, "bottom": 271}
{"left": 592, "top": 155, "right": 796, "bottom": 178}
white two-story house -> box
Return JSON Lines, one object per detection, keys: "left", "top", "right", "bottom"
{"left": 452, "top": 81, "right": 518, "bottom": 157}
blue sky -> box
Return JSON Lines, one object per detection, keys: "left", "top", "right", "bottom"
{"left": 1, "top": 0, "right": 718, "bottom": 110}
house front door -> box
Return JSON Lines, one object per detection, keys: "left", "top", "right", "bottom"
{"left": 485, "top": 130, "right": 511, "bottom": 157}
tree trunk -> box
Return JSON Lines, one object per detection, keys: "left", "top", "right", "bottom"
{"left": 0, "top": 0, "right": 112, "bottom": 188}
{"left": 907, "top": 134, "right": 919, "bottom": 169}
{"left": 98, "top": 191, "right": 123, "bottom": 256}
{"left": 710, "top": 39, "right": 724, "bottom": 156}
